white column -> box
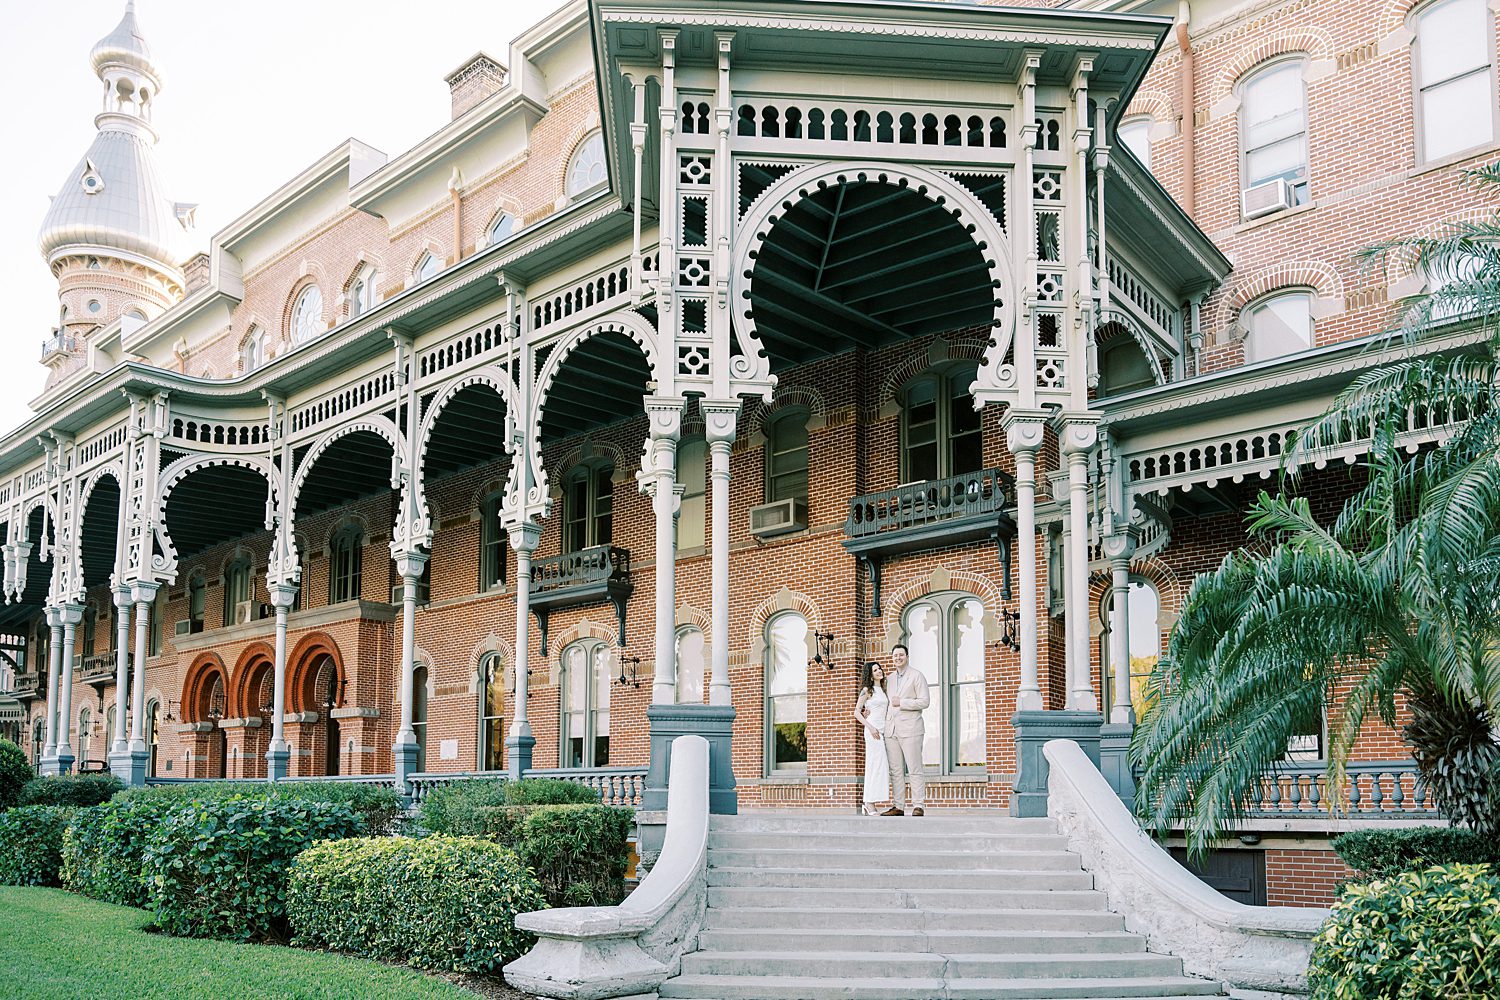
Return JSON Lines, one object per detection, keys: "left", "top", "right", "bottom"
{"left": 111, "top": 588, "right": 131, "bottom": 753}
{"left": 1060, "top": 415, "right": 1100, "bottom": 713}
{"left": 267, "top": 583, "right": 297, "bottom": 778}
{"left": 507, "top": 522, "right": 541, "bottom": 778}
{"left": 703, "top": 400, "right": 739, "bottom": 706}
{"left": 394, "top": 551, "right": 429, "bottom": 748}
{"left": 127, "top": 583, "right": 158, "bottom": 754}
{"left": 1004, "top": 411, "right": 1048, "bottom": 712}
{"left": 55, "top": 604, "right": 82, "bottom": 768}
{"left": 645, "top": 397, "right": 686, "bottom": 705}
{"left": 1104, "top": 531, "right": 1138, "bottom": 726}
{"left": 41, "top": 608, "right": 62, "bottom": 760}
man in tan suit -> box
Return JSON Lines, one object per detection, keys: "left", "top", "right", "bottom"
{"left": 881, "top": 643, "right": 930, "bottom": 816}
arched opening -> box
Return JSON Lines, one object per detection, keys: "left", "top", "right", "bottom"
{"left": 312, "top": 655, "right": 341, "bottom": 776}
{"left": 478, "top": 653, "right": 505, "bottom": 771}
{"left": 79, "top": 475, "right": 121, "bottom": 595}
{"left": 163, "top": 464, "right": 271, "bottom": 570}
{"left": 288, "top": 636, "right": 346, "bottom": 777}
{"left": 0, "top": 509, "right": 56, "bottom": 661}
{"left": 899, "top": 591, "right": 987, "bottom": 774}
{"left": 184, "top": 656, "right": 229, "bottom": 778}
{"left": 745, "top": 178, "right": 1000, "bottom": 368}
{"left": 412, "top": 662, "right": 429, "bottom": 771}
{"left": 421, "top": 382, "right": 510, "bottom": 601}
{"left": 537, "top": 332, "right": 653, "bottom": 445}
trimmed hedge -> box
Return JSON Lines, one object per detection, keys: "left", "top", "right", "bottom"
{"left": 516, "top": 804, "right": 633, "bottom": 907}
{"left": 1331, "top": 827, "right": 1500, "bottom": 879}
{"left": 60, "top": 798, "right": 176, "bottom": 907}
{"left": 0, "top": 806, "right": 74, "bottom": 886}
{"left": 141, "top": 796, "right": 365, "bottom": 941}
{"left": 19, "top": 773, "right": 123, "bottom": 807}
{"left": 120, "top": 780, "right": 401, "bottom": 834}
{"left": 0, "top": 738, "right": 31, "bottom": 810}
{"left": 418, "top": 776, "right": 596, "bottom": 838}
{"left": 287, "top": 835, "right": 546, "bottom": 974}
{"left": 1308, "top": 863, "right": 1500, "bottom": 998}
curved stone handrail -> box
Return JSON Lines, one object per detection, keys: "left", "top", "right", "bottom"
{"left": 504, "top": 734, "right": 710, "bottom": 999}
{"left": 1043, "top": 738, "right": 1328, "bottom": 997}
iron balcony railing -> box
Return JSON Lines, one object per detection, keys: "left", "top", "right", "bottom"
{"left": 40, "top": 332, "right": 76, "bottom": 361}
{"left": 1243, "top": 760, "right": 1440, "bottom": 819}
{"left": 529, "top": 544, "right": 633, "bottom": 648}
{"left": 405, "top": 766, "right": 647, "bottom": 808}
{"left": 13, "top": 673, "right": 41, "bottom": 698}
{"left": 845, "top": 467, "right": 1012, "bottom": 539}
{"left": 80, "top": 654, "right": 115, "bottom": 684}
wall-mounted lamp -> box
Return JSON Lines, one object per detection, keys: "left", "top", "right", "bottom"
{"left": 813, "top": 629, "right": 836, "bottom": 670}
{"left": 162, "top": 699, "right": 182, "bottom": 723}
{"left": 320, "top": 680, "right": 346, "bottom": 712}
{"left": 618, "top": 654, "right": 641, "bottom": 688}
{"left": 998, "top": 608, "right": 1020, "bottom": 652}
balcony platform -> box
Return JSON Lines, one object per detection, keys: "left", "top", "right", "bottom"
{"left": 529, "top": 544, "right": 633, "bottom": 649}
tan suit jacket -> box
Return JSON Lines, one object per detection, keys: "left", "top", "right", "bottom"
{"left": 883, "top": 668, "right": 930, "bottom": 740}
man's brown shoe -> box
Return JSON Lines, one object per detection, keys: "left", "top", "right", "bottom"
{"left": 911, "top": 808, "right": 925, "bottom": 817}
{"left": 881, "top": 807, "right": 904, "bottom": 816}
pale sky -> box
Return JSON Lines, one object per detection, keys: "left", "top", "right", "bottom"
{"left": 0, "top": 0, "right": 564, "bottom": 434}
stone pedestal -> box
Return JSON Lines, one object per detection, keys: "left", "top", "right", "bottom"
{"left": 505, "top": 723, "right": 535, "bottom": 780}
{"left": 55, "top": 751, "right": 75, "bottom": 776}
{"left": 640, "top": 703, "right": 734, "bottom": 854}
{"left": 1011, "top": 710, "right": 1101, "bottom": 817}
{"left": 127, "top": 749, "right": 149, "bottom": 787}
{"left": 108, "top": 750, "right": 135, "bottom": 784}
{"left": 37, "top": 755, "right": 61, "bottom": 776}
{"left": 266, "top": 747, "right": 289, "bottom": 782}
{"left": 1098, "top": 722, "right": 1136, "bottom": 813}
{"left": 394, "top": 740, "right": 419, "bottom": 793}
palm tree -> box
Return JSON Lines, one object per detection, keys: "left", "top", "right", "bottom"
{"left": 1132, "top": 163, "right": 1500, "bottom": 857}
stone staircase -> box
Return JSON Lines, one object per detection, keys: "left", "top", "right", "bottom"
{"left": 658, "top": 812, "right": 1227, "bottom": 1000}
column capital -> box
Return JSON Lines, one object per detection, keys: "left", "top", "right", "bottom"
{"left": 701, "top": 398, "right": 742, "bottom": 444}
{"left": 268, "top": 582, "right": 300, "bottom": 609}
{"left": 507, "top": 520, "right": 543, "bottom": 554}
{"left": 1100, "top": 527, "right": 1139, "bottom": 565}
{"left": 112, "top": 584, "right": 132, "bottom": 610}
{"left": 1054, "top": 411, "right": 1101, "bottom": 456}
{"left": 56, "top": 603, "right": 84, "bottom": 627}
{"left": 393, "top": 548, "right": 430, "bottom": 582}
{"left": 129, "top": 580, "right": 160, "bottom": 605}
{"left": 1002, "top": 407, "right": 1050, "bottom": 454}
{"left": 644, "top": 395, "right": 688, "bottom": 441}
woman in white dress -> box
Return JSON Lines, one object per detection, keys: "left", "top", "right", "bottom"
{"left": 853, "top": 661, "right": 890, "bottom": 816}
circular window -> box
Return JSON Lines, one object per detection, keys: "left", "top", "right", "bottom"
{"left": 290, "top": 285, "right": 324, "bottom": 345}
{"left": 87, "top": 300, "right": 102, "bottom": 314}
{"left": 566, "top": 133, "right": 607, "bottom": 199}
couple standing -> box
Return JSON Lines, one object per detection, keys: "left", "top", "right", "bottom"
{"left": 853, "top": 644, "right": 930, "bottom": 817}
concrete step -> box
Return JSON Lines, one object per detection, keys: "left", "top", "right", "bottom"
{"left": 707, "top": 847, "right": 1082, "bottom": 871}
{"left": 660, "top": 974, "right": 1224, "bottom": 999}
{"left": 705, "top": 885, "right": 1111, "bottom": 911}
{"left": 705, "top": 866, "right": 1094, "bottom": 891}
{"left": 695, "top": 927, "right": 1147, "bottom": 955}
{"left": 678, "top": 950, "right": 1184, "bottom": 981}
{"left": 707, "top": 829, "right": 1072, "bottom": 852}
{"left": 713, "top": 812, "right": 1055, "bottom": 835}
{"left": 703, "top": 905, "right": 1127, "bottom": 933}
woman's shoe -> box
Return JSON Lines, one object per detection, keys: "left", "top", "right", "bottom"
{"left": 861, "top": 803, "right": 878, "bottom": 816}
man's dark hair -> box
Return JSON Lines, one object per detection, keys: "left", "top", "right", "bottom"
{"left": 891, "top": 643, "right": 909, "bottom": 656}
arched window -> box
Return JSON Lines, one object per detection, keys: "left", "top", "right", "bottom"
{"left": 675, "top": 626, "right": 706, "bottom": 705}
{"left": 145, "top": 699, "right": 161, "bottom": 777}
{"left": 149, "top": 588, "right": 166, "bottom": 656}
{"left": 328, "top": 524, "right": 363, "bottom": 605}
{"left": 205, "top": 673, "right": 227, "bottom": 778}
{"left": 900, "top": 364, "right": 982, "bottom": 483}
{"left": 1099, "top": 335, "right": 1156, "bottom": 397}
{"left": 765, "top": 408, "right": 809, "bottom": 504}
{"left": 240, "top": 327, "right": 265, "bottom": 373}
{"left": 563, "top": 461, "right": 613, "bottom": 553}
{"left": 1242, "top": 290, "right": 1314, "bottom": 362}
{"left": 289, "top": 285, "right": 324, "bottom": 345}
{"left": 764, "top": 612, "right": 809, "bottom": 772}
{"left": 1412, "top": 0, "right": 1496, "bottom": 163}
{"left": 187, "top": 572, "right": 206, "bottom": 633}
{"left": 82, "top": 604, "right": 97, "bottom": 655}
{"left": 1117, "top": 116, "right": 1152, "bottom": 170}
{"left": 413, "top": 663, "right": 429, "bottom": 772}
{"left": 485, "top": 211, "right": 515, "bottom": 247}
{"left": 479, "top": 653, "right": 505, "bottom": 771}
{"left": 1100, "top": 579, "right": 1161, "bottom": 722}
{"left": 1239, "top": 59, "right": 1310, "bottom": 207}
{"left": 77, "top": 707, "right": 91, "bottom": 768}
{"left": 105, "top": 704, "right": 117, "bottom": 753}
{"left": 223, "top": 556, "right": 254, "bottom": 625}
{"left": 34, "top": 618, "right": 50, "bottom": 679}
{"left": 31, "top": 717, "right": 44, "bottom": 765}
{"left": 414, "top": 252, "right": 441, "bottom": 283}
{"left": 901, "top": 593, "right": 986, "bottom": 772}
{"left": 565, "top": 132, "right": 607, "bottom": 200}
{"left": 560, "top": 639, "right": 611, "bottom": 767}
{"left": 676, "top": 438, "right": 707, "bottom": 550}
{"left": 314, "top": 656, "right": 342, "bottom": 776}
{"left": 348, "top": 266, "right": 377, "bottom": 319}
{"left": 478, "top": 492, "right": 506, "bottom": 592}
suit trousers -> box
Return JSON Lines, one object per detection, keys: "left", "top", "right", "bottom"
{"left": 885, "top": 729, "right": 925, "bottom": 810}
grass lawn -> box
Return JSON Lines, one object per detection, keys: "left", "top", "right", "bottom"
{"left": 0, "top": 886, "right": 484, "bottom": 999}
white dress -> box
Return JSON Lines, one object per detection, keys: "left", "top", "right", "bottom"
{"left": 861, "top": 686, "right": 891, "bottom": 804}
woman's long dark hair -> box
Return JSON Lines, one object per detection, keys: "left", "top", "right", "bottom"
{"left": 858, "top": 660, "right": 884, "bottom": 697}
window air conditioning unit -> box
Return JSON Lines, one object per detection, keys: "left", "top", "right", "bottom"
{"left": 233, "top": 601, "right": 268, "bottom": 625}
{"left": 1241, "top": 178, "right": 1292, "bottom": 220}
{"left": 391, "top": 581, "right": 431, "bottom": 606}
{"left": 748, "top": 497, "right": 808, "bottom": 539}
{"left": 173, "top": 620, "right": 193, "bottom": 637}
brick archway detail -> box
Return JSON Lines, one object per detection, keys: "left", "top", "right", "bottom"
{"left": 182, "top": 652, "right": 229, "bottom": 722}
{"left": 875, "top": 337, "right": 989, "bottom": 415}
{"left": 1214, "top": 261, "right": 1345, "bottom": 338}
{"left": 1211, "top": 30, "right": 1337, "bottom": 104}
{"left": 547, "top": 618, "right": 616, "bottom": 684}
{"left": 745, "top": 384, "right": 829, "bottom": 440}
{"left": 1124, "top": 88, "right": 1175, "bottom": 125}
{"left": 229, "top": 641, "right": 277, "bottom": 718}
{"left": 286, "top": 632, "right": 345, "bottom": 713}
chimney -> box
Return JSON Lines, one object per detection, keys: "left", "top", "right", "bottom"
{"left": 183, "top": 252, "right": 211, "bottom": 293}
{"left": 446, "top": 52, "right": 507, "bottom": 120}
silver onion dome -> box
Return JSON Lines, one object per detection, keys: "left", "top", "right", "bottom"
{"left": 89, "top": 1, "right": 159, "bottom": 84}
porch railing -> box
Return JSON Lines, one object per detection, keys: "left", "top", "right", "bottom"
{"left": 80, "top": 654, "right": 114, "bottom": 684}
{"left": 406, "top": 766, "right": 648, "bottom": 808}
{"left": 531, "top": 545, "right": 632, "bottom": 594}
{"left": 13, "top": 673, "right": 40, "bottom": 698}
{"left": 1244, "top": 760, "right": 1440, "bottom": 819}
{"left": 845, "top": 467, "right": 1012, "bottom": 539}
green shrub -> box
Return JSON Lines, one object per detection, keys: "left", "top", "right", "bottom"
{"left": 287, "top": 835, "right": 546, "bottom": 974}
{"left": 141, "top": 795, "right": 364, "bottom": 941}
{"left": 1308, "top": 863, "right": 1500, "bottom": 999}
{"left": 19, "top": 773, "right": 122, "bottom": 807}
{"left": 516, "top": 804, "right": 633, "bottom": 907}
{"left": 1331, "top": 827, "right": 1500, "bottom": 879}
{"left": 0, "top": 738, "right": 32, "bottom": 810}
{"left": 418, "top": 776, "right": 597, "bottom": 837}
{"left": 60, "top": 798, "right": 176, "bottom": 907}
{"left": 0, "top": 806, "right": 74, "bottom": 886}
{"left": 120, "top": 779, "right": 401, "bottom": 834}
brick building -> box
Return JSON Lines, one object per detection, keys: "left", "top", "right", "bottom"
{"left": 2, "top": 0, "right": 1494, "bottom": 906}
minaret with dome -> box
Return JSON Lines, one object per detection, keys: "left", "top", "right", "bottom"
{"left": 36, "top": 1, "right": 194, "bottom": 387}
